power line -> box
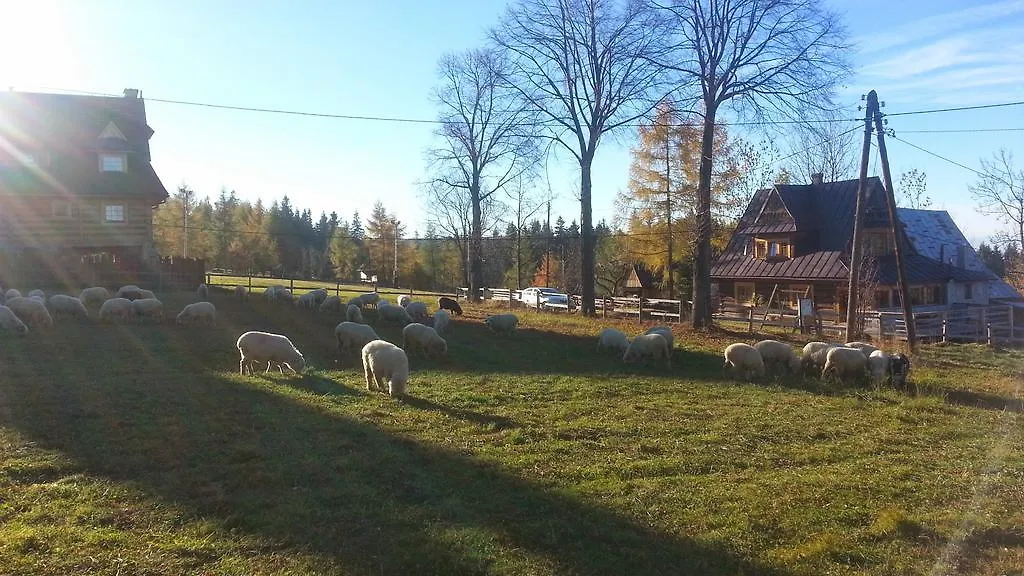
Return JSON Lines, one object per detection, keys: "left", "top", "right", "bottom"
{"left": 885, "top": 100, "right": 1024, "bottom": 117}
{"left": 775, "top": 124, "right": 864, "bottom": 163}
{"left": 896, "top": 128, "right": 1024, "bottom": 134}
{"left": 887, "top": 135, "right": 987, "bottom": 179}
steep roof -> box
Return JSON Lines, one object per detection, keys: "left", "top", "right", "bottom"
{"left": 0, "top": 91, "right": 167, "bottom": 205}
{"left": 626, "top": 263, "right": 661, "bottom": 289}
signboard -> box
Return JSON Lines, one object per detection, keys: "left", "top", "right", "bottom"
{"left": 798, "top": 298, "right": 815, "bottom": 333}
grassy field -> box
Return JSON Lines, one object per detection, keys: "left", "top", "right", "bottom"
{"left": 0, "top": 292, "right": 1021, "bottom": 575}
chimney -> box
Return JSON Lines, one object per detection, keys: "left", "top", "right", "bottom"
{"left": 123, "top": 88, "right": 139, "bottom": 99}
{"left": 810, "top": 172, "right": 823, "bottom": 186}
{"left": 957, "top": 244, "right": 966, "bottom": 269}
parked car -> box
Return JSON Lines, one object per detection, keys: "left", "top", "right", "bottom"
{"left": 520, "top": 287, "right": 568, "bottom": 309}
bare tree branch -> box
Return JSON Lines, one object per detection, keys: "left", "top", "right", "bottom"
{"left": 970, "top": 148, "right": 1024, "bottom": 249}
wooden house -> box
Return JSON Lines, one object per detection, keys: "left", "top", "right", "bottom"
{"left": 623, "top": 263, "right": 663, "bottom": 298}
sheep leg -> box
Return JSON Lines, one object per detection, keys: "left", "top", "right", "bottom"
{"left": 364, "top": 364, "right": 375, "bottom": 391}
{"left": 239, "top": 358, "right": 246, "bottom": 375}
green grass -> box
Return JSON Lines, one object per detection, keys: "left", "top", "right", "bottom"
{"left": 0, "top": 294, "right": 1021, "bottom": 575}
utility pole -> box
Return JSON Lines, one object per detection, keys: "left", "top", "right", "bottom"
{"left": 846, "top": 91, "right": 876, "bottom": 340}
{"left": 545, "top": 199, "right": 551, "bottom": 287}
{"left": 665, "top": 126, "right": 674, "bottom": 299}
{"left": 872, "top": 96, "right": 917, "bottom": 350}
{"left": 393, "top": 220, "right": 399, "bottom": 287}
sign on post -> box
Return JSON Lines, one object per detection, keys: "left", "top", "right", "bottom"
{"left": 798, "top": 298, "right": 815, "bottom": 334}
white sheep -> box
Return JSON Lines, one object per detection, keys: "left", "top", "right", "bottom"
{"left": 822, "top": 346, "right": 869, "bottom": 382}
{"left": 236, "top": 331, "right": 306, "bottom": 375}
{"left": 868, "top": 349, "right": 891, "bottom": 383}
{"left": 79, "top": 286, "right": 110, "bottom": 308}
{"left": 47, "top": 294, "right": 89, "bottom": 320}
{"left": 484, "top": 313, "right": 519, "bottom": 335}
{"left": 723, "top": 343, "right": 766, "bottom": 380}
{"left": 320, "top": 295, "right": 343, "bottom": 313}
{"left": 29, "top": 294, "right": 44, "bottom": 303}
{"left": 334, "top": 321, "right": 380, "bottom": 358}
{"left": 377, "top": 301, "right": 412, "bottom": 325}
{"left": 345, "top": 303, "right": 364, "bottom": 324}
{"left": 623, "top": 333, "right": 671, "bottom": 367}
{"left": 263, "top": 286, "right": 279, "bottom": 301}
{"left": 0, "top": 305, "right": 29, "bottom": 335}
{"left": 5, "top": 296, "right": 53, "bottom": 327}
{"left": 27, "top": 289, "right": 45, "bottom": 299}
{"left": 405, "top": 301, "right": 429, "bottom": 321}
{"left": 235, "top": 285, "right": 249, "bottom": 301}
{"left": 116, "top": 285, "right": 146, "bottom": 300}
{"left": 197, "top": 283, "right": 209, "bottom": 300}
{"left": 432, "top": 309, "right": 451, "bottom": 336}
{"left": 754, "top": 339, "right": 801, "bottom": 374}
{"left": 4, "top": 288, "right": 22, "bottom": 300}
{"left": 275, "top": 288, "right": 294, "bottom": 304}
{"left": 397, "top": 294, "right": 411, "bottom": 308}
{"left": 402, "top": 323, "right": 447, "bottom": 359}
{"left": 176, "top": 301, "right": 216, "bottom": 325}
{"left": 99, "top": 298, "right": 134, "bottom": 322}
{"left": 644, "top": 326, "right": 674, "bottom": 350}
{"left": 361, "top": 339, "right": 409, "bottom": 397}
{"left": 346, "top": 296, "right": 365, "bottom": 309}
{"left": 597, "top": 328, "right": 630, "bottom": 354}
{"left": 360, "top": 292, "right": 380, "bottom": 308}
{"left": 845, "top": 341, "right": 879, "bottom": 359}
{"left": 295, "top": 291, "right": 319, "bottom": 309}
{"left": 131, "top": 298, "right": 164, "bottom": 321}
{"left": 802, "top": 342, "right": 839, "bottom": 375}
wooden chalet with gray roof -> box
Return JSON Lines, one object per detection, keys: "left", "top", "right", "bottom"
{"left": 712, "top": 173, "right": 1004, "bottom": 312}
{"left": 0, "top": 89, "right": 169, "bottom": 263}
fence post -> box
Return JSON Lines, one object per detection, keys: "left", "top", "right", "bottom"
{"left": 747, "top": 306, "right": 754, "bottom": 333}
{"left": 1009, "top": 305, "right": 1015, "bottom": 341}
{"left": 941, "top": 314, "right": 948, "bottom": 344}
{"left": 290, "top": 278, "right": 294, "bottom": 292}
{"left": 248, "top": 275, "right": 252, "bottom": 291}
{"left": 678, "top": 298, "right": 684, "bottom": 323}
{"left": 987, "top": 323, "right": 993, "bottom": 346}
{"left": 980, "top": 308, "right": 987, "bottom": 341}
{"left": 509, "top": 288, "right": 513, "bottom": 310}
{"left": 336, "top": 281, "right": 340, "bottom": 298}
{"left": 603, "top": 297, "right": 607, "bottom": 319}
{"left": 373, "top": 281, "right": 377, "bottom": 293}
{"left": 638, "top": 297, "right": 644, "bottom": 326}
{"left": 536, "top": 290, "right": 540, "bottom": 311}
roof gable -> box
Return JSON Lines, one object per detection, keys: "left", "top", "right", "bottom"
{"left": 97, "top": 121, "right": 127, "bottom": 141}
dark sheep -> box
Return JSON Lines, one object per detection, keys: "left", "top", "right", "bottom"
{"left": 437, "top": 296, "right": 463, "bottom": 316}
{"left": 888, "top": 353, "right": 913, "bottom": 393}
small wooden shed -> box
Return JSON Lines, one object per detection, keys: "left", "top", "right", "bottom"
{"left": 623, "top": 264, "right": 663, "bottom": 298}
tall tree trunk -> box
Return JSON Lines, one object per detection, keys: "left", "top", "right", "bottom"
{"left": 580, "top": 155, "right": 596, "bottom": 315}
{"left": 665, "top": 132, "right": 674, "bottom": 299}
{"left": 469, "top": 186, "right": 484, "bottom": 302}
{"left": 691, "top": 104, "right": 717, "bottom": 328}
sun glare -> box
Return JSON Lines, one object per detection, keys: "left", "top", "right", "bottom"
{"left": 0, "top": 1, "right": 75, "bottom": 89}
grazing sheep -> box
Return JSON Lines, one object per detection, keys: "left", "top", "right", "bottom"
{"left": 295, "top": 291, "right": 319, "bottom": 309}
{"left": 176, "top": 301, "right": 216, "bottom": 325}
{"left": 360, "top": 292, "right": 380, "bottom": 308}
{"left": 345, "top": 303, "right": 364, "bottom": 324}
{"left": 46, "top": 295, "right": 89, "bottom": 320}
{"left": 79, "top": 286, "right": 110, "bottom": 308}
{"left": 754, "top": 339, "right": 802, "bottom": 374}
{"left": 99, "top": 298, "right": 134, "bottom": 322}
{"left": 844, "top": 341, "right": 879, "bottom": 358}
{"left": 437, "top": 296, "right": 463, "bottom": 316}
{"left": 800, "top": 341, "right": 836, "bottom": 374}
{"left": 484, "top": 313, "right": 519, "bottom": 335}
{"left": 197, "top": 283, "right": 209, "bottom": 300}
{"left": 361, "top": 339, "right": 409, "bottom": 397}
{"left": 0, "top": 305, "right": 29, "bottom": 335}
{"left": 346, "top": 296, "right": 365, "bottom": 309}
{"left": 644, "top": 326, "right": 674, "bottom": 350}
{"left": 4, "top": 288, "right": 21, "bottom": 300}
{"left": 822, "top": 346, "right": 869, "bottom": 382}
{"left": 597, "top": 328, "right": 630, "bottom": 354}
{"left": 623, "top": 333, "right": 671, "bottom": 367}
{"left": 406, "top": 301, "right": 429, "bottom": 321}
{"left": 275, "top": 288, "right": 294, "bottom": 304}
{"left": 398, "top": 295, "right": 411, "bottom": 308}
{"left": 320, "top": 295, "right": 343, "bottom": 313}
{"left": 131, "top": 298, "right": 164, "bottom": 322}
{"left": 116, "top": 285, "right": 146, "bottom": 300}
{"left": 723, "top": 343, "right": 766, "bottom": 381}
{"left": 334, "top": 321, "right": 379, "bottom": 358}
{"left": 867, "top": 349, "right": 891, "bottom": 383}
{"left": 888, "top": 353, "right": 912, "bottom": 391}
{"left": 5, "top": 296, "right": 53, "bottom": 327}
{"left": 402, "top": 323, "right": 447, "bottom": 359}
{"left": 236, "top": 331, "right": 305, "bottom": 375}
{"left": 234, "top": 285, "right": 249, "bottom": 301}
{"left": 432, "top": 309, "right": 451, "bottom": 336}
{"left": 377, "top": 301, "right": 412, "bottom": 325}
{"left": 29, "top": 294, "right": 44, "bottom": 303}
{"left": 27, "top": 289, "right": 45, "bottom": 299}
{"left": 263, "top": 286, "right": 279, "bottom": 301}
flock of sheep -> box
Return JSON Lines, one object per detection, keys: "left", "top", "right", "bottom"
{"left": 0, "top": 283, "right": 216, "bottom": 334}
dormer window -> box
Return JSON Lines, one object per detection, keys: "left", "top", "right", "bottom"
{"left": 99, "top": 152, "right": 126, "bottom": 172}
{"left": 754, "top": 238, "right": 792, "bottom": 260}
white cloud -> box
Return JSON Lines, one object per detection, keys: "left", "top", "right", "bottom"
{"left": 855, "top": 0, "right": 1024, "bottom": 55}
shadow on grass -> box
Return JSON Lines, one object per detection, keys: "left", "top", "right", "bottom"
{"left": 942, "top": 389, "right": 1023, "bottom": 413}
{"left": 399, "top": 395, "right": 519, "bottom": 431}
{"left": 0, "top": 325, "right": 791, "bottom": 576}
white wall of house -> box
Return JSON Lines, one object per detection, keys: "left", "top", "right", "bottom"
{"left": 946, "top": 280, "right": 990, "bottom": 306}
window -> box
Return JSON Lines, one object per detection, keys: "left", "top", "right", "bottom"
{"left": 964, "top": 283, "right": 973, "bottom": 300}
{"left": 99, "top": 153, "right": 126, "bottom": 172}
{"left": 52, "top": 201, "right": 72, "bottom": 218}
{"left": 754, "top": 239, "right": 768, "bottom": 259}
{"left": 735, "top": 282, "right": 754, "bottom": 305}
{"left": 104, "top": 204, "right": 125, "bottom": 222}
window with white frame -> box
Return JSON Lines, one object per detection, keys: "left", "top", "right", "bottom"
{"left": 104, "top": 204, "right": 125, "bottom": 222}
{"left": 99, "top": 153, "right": 127, "bottom": 172}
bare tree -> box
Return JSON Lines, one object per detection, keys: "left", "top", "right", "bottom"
{"left": 897, "top": 168, "right": 931, "bottom": 209}
{"left": 491, "top": 0, "right": 665, "bottom": 315}
{"left": 423, "top": 181, "right": 500, "bottom": 291}
{"left": 784, "top": 108, "right": 858, "bottom": 183}
{"left": 652, "top": 0, "right": 850, "bottom": 328}
{"left": 970, "top": 148, "right": 1024, "bottom": 249}
{"left": 426, "top": 48, "right": 538, "bottom": 301}
{"left": 504, "top": 179, "right": 547, "bottom": 289}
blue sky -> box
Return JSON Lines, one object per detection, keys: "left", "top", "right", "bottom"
{"left": 0, "top": 0, "right": 1021, "bottom": 245}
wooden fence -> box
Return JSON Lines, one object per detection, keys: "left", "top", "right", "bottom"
{"left": 0, "top": 251, "right": 205, "bottom": 292}
{"left": 889, "top": 305, "right": 1022, "bottom": 345}
{"left": 208, "top": 273, "right": 457, "bottom": 300}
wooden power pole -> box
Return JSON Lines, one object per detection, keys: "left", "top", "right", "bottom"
{"left": 845, "top": 91, "right": 876, "bottom": 340}
{"left": 872, "top": 97, "right": 918, "bottom": 350}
